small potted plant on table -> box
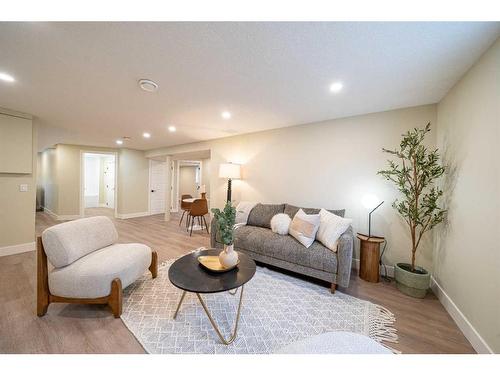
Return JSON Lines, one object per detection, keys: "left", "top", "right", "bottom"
{"left": 378, "top": 123, "right": 446, "bottom": 298}
{"left": 211, "top": 201, "right": 239, "bottom": 268}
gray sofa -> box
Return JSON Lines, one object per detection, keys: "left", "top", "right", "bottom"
{"left": 211, "top": 203, "right": 354, "bottom": 291}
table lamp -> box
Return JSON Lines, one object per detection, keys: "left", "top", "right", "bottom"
{"left": 219, "top": 162, "right": 241, "bottom": 202}
{"left": 361, "top": 194, "right": 384, "bottom": 238}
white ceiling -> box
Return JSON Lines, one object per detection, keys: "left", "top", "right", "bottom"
{"left": 0, "top": 22, "right": 498, "bottom": 151}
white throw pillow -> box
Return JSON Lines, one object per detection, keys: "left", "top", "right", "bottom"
{"left": 270, "top": 213, "right": 291, "bottom": 235}
{"left": 289, "top": 209, "right": 320, "bottom": 248}
{"left": 316, "top": 208, "right": 352, "bottom": 252}
{"left": 235, "top": 201, "right": 257, "bottom": 225}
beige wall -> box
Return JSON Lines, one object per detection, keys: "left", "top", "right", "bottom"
{"left": 117, "top": 148, "right": 149, "bottom": 216}
{"left": 55, "top": 145, "right": 116, "bottom": 216}
{"left": 147, "top": 104, "right": 437, "bottom": 270}
{"left": 38, "top": 145, "right": 149, "bottom": 218}
{"left": 179, "top": 166, "right": 199, "bottom": 198}
{"left": 38, "top": 148, "right": 58, "bottom": 214}
{"left": 0, "top": 113, "right": 36, "bottom": 250}
{"left": 435, "top": 38, "right": 500, "bottom": 353}
{"left": 0, "top": 112, "right": 33, "bottom": 174}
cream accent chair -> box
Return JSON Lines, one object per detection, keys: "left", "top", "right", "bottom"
{"left": 37, "top": 216, "right": 157, "bottom": 318}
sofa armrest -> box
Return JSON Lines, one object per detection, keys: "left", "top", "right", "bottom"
{"left": 336, "top": 225, "right": 354, "bottom": 288}
{"left": 210, "top": 219, "right": 223, "bottom": 249}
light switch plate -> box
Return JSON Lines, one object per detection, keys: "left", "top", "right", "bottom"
{"left": 19, "top": 184, "right": 28, "bottom": 192}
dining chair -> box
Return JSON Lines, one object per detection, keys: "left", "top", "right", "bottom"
{"left": 186, "top": 198, "right": 209, "bottom": 236}
{"left": 179, "top": 194, "right": 193, "bottom": 226}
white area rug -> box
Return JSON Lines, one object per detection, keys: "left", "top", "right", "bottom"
{"left": 121, "top": 259, "right": 398, "bottom": 354}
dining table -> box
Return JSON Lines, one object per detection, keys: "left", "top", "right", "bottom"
{"left": 182, "top": 197, "right": 209, "bottom": 203}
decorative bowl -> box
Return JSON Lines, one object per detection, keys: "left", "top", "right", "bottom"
{"left": 197, "top": 255, "right": 240, "bottom": 273}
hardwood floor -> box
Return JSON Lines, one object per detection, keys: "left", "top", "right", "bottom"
{"left": 0, "top": 209, "right": 475, "bottom": 354}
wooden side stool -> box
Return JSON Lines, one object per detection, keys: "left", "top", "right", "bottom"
{"left": 357, "top": 233, "right": 385, "bottom": 283}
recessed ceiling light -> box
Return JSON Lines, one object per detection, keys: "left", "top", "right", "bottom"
{"left": 138, "top": 79, "right": 158, "bottom": 92}
{"left": 116, "top": 139, "right": 123, "bottom": 145}
{"left": 143, "top": 132, "right": 151, "bottom": 138}
{"left": 0, "top": 72, "right": 15, "bottom": 83}
{"left": 168, "top": 125, "right": 176, "bottom": 132}
{"left": 221, "top": 111, "right": 231, "bottom": 120}
{"left": 329, "top": 82, "right": 343, "bottom": 93}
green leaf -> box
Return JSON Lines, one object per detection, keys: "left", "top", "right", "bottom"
{"left": 211, "top": 201, "right": 236, "bottom": 245}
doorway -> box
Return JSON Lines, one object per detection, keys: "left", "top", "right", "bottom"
{"left": 178, "top": 160, "right": 201, "bottom": 199}
{"left": 174, "top": 159, "right": 211, "bottom": 209}
{"left": 81, "top": 152, "right": 117, "bottom": 218}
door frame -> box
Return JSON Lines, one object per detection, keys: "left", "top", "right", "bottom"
{"left": 80, "top": 151, "right": 118, "bottom": 218}
{"left": 174, "top": 160, "right": 202, "bottom": 212}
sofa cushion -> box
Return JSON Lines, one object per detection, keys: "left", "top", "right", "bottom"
{"left": 48, "top": 243, "right": 152, "bottom": 298}
{"left": 284, "top": 204, "right": 345, "bottom": 219}
{"left": 288, "top": 209, "right": 320, "bottom": 248}
{"left": 270, "top": 213, "right": 291, "bottom": 235}
{"left": 234, "top": 226, "right": 337, "bottom": 273}
{"left": 42, "top": 216, "right": 118, "bottom": 268}
{"left": 247, "top": 203, "right": 285, "bottom": 229}
{"left": 317, "top": 209, "right": 353, "bottom": 251}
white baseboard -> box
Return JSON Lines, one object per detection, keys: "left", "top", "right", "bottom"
{"left": 351, "top": 258, "right": 395, "bottom": 278}
{"left": 0, "top": 242, "right": 36, "bottom": 257}
{"left": 43, "top": 207, "right": 81, "bottom": 221}
{"left": 351, "top": 260, "right": 491, "bottom": 353}
{"left": 43, "top": 207, "right": 58, "bottom": 220}
{"left": 116, "top": 211, "right": 151, "bottom": 219}
{"left": 430, "top": 276, "right": 493, "bottom": 354}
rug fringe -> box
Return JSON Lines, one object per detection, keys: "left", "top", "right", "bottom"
{"left": 369, "top": 304, "right": 402, "bottom": 354}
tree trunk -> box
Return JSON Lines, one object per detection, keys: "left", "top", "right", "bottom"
{"left": 410, "top": 224, "right": 416, "bottom": 271}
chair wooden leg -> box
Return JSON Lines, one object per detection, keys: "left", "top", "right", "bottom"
{"left": 109, "top": 278, "right": 123, "bottom": 318}
{"left": 190, "top": 217, "right": 194, "bottom": 236}
{"left": 179, "top": 210, "right": 186, "bottom": 226}
{"left": 149, "top": 251, "right": 158, "bottom": 279}
{"left": 330, "top": 283, "right": 337, "bottom": 294}
{"left": 37, "top": 237, "right": 50, "bottom": 317}
{"left": 203, "top": 215, "right": 209, "bottom": 234}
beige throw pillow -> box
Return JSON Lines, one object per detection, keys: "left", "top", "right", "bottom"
{"left": 316, "top": 208, "right": 352, "bottom": 252}
{"left": 289, "top": 209, "right": 320, "bottom": 248}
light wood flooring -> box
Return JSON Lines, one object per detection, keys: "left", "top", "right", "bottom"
{"left": 0, "top": 208, "right": 475, "bottom": 353}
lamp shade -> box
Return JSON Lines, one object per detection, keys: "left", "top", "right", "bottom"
{"left": 219, "top": 163, "right": 241, "bottom": 179}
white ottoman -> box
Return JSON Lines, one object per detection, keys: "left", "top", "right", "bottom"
{"left": 275, "top": 331, "right": 392, "bottom": 354}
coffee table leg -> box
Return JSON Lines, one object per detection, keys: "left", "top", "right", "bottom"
{"left": 196, "top": 285, "right": 244, "bottom": 345}
{"left": 173, "top": 290, "right": 187, "bottom": 319}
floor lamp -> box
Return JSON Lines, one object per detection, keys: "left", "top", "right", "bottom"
{"left": 219, "top": 163, "right": 241, "bottom": 202}
{"left": 362, "top": 194, "right": 384, "bottom": 238}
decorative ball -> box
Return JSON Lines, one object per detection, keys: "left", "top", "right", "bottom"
{"left": 271, "top": 213, "right": 292, "bottom": 235}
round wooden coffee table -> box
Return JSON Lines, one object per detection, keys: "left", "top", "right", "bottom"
{"left": 168, "top": 249, "right": 256, "bottom": 345}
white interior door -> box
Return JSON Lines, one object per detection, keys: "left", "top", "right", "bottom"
{"left": 104, "top": 158, "right": 115, "bottom": 209}
{"left": 150, "top": 160, "right": 166, "bottom": 214}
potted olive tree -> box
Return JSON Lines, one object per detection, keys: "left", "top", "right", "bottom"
{"left": 378, "top": 123, "right": 446, "bottom": 298}
{"left": 211, "top": 201, "right": 239, "bottom": 268}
